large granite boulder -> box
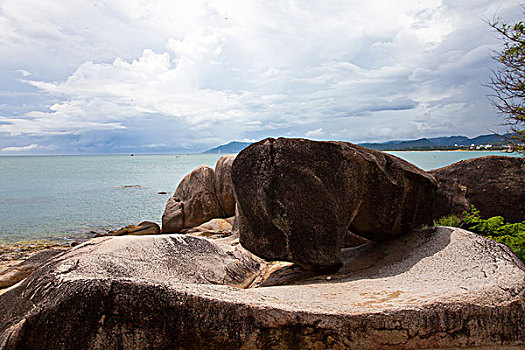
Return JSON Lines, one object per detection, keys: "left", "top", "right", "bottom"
{"left": 430, "top": 155, "right": 525, "bottom": 222}
{"left": 162, "top": 165, "right": 226, "bottom": 233}
{"left": 214, "top": 155, "right": 236, "bottom": 217}
{"left": 1, "top": 227, "right": 524, "bottom": 349}
{"left": 231, "top": 138, "right": 437, "bottom": 272}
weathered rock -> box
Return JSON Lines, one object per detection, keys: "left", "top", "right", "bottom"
{"left": 1, "top": 227, "right": 524, "bottom": 349}
{"left": 184, "top": 217, "right": 235, "bottom": 238}
{"left": 104, "top": 221, "right": 161, "bottom": 236}
{"left": 0, "top": 249, "right": 64, "bottom": 290}
{"left": 134, "top": 221, "right": 161, "bottom": 235}
{"left": 162, "top": 165, "right": 226, "bottom": 233}
{"left": 231, "top": 138, "right": 437, "bottom": 272}
{"left": 430, "top": 155, "right": 525, "bottom": 222}
{"left": 342, "top": 230, "right": 370, "bottom": 247}
{"left": 0, "top": 243, "right": 70, "bottom": 276}
{"left": 214, "top": 155, "right": 236, "bottom": 217}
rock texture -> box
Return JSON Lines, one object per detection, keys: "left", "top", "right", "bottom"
{"left": 0, "top": 249, "right": 64, "bottom": 290}
{"left": 1, "top": 227, "right": 524, "bottom": 349}
{"left": 162, "top": 165, "right": 226, "bottom": 233}
{"left": 430, "top": 155, "right": 525, "bottom": 222}
{"left": 99, "top": 221, "right": 161, "bottom": 237}
{"left": 214, "top": 155, "right": 236, "bottom": 217}
{"left": 184, "top": 217, "right": 235, "bottom": 238}
{"left": 231, "top": 138, "right": 437, "bottom": 272}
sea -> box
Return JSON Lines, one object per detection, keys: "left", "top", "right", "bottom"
{"left": 0, "top": 151, "right": 520, "bottom": 244}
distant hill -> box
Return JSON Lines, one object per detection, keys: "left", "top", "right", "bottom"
{"left": 203, "top": 134, "right": 512, "bottom": 153}
{"left": 359, "top": 133, "right": 511, "bottom": 151}
{"left": 202, "top": 141, "right": 251, "bottom": 154}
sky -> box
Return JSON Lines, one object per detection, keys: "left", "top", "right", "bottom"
{"left": 0, "top": 0, "right": 523, "bottom": 154}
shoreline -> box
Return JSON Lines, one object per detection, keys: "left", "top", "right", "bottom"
{"left": 0, "top": 241, "right": 72, "bottom": 276}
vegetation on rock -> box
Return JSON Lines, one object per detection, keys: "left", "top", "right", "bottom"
{"left": 434, "top": 206, "right": 525, "bottom": 262}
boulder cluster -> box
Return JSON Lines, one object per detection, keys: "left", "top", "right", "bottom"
{"left": 161, "top": 138, "right": 525, "bottom": 273}
{"left": 162, "top": 155, "right": 236, "bottom": 233}
{"left": 1, "top": 137, "right": 524, "bottom": 349}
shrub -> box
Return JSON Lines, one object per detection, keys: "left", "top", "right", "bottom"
{"left": 433, "top": 206, "right": 525, "bottom": 263}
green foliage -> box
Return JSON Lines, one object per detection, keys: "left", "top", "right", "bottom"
{"left": 488, "top": 15, "right": 525, "bottom": 152}
{"left": 433, "top": 206, "right": 525, "bottom": 263}
{"left": 433, "top": 214, "right": 462, "bottom": 227}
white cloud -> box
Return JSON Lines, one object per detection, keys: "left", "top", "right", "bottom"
{"left": 16, "top": 69, "right": 31, "bottom": 77}
{"left": 305, "top": 128, "right": 325, "bottom": 137}
{"left": 0, "top": 0, "right": 523, "bottom": 152}
{"left": 1, "top": 144, "right": 39, "bottom": 152}
{"left": 0, "top": 143, "right": 58, "bottom": 152}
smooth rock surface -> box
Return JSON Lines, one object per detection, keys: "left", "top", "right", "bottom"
{"left": 430, "top": 155, "right": 525, "bottom": 222}
{"left": 231, "top": 138, "right": 437, "bottom": 272}
{"left": 184, "top": 217, "right": 235, "bottom": 238}
{"left": 101, "top": 221, "right": 161, "bottom": 237}
{"left": 214, "top": 155, "right": 236, "bottom": 217}
{"left": 162, "top": 165, "right": 226, "bottom": 233}
{"left": 1, "top": 227, "right": 523, "bottom": 349}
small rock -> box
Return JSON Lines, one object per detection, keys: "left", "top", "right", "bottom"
{"left": 184, "top": 217, "right": 235, "bottom": 238}
{"left": 105, "top": 221, "right": 161, "bottom": 236}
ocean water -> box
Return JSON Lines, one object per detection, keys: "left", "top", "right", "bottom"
{"left": 0, "top": 151, "right": 520, "bottom": 243}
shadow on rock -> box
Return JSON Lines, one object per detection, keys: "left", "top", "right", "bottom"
{"left": 259, "top": 227, "right": 452, "bottom": 287}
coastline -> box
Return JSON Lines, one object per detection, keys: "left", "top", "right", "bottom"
{"left": 0, "top": 241, "right": 71, "bottom": 272}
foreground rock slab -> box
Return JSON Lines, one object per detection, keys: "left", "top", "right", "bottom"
{"left": 430, "top": 155, "right": 525, "bottom": 222}
{"left": 232, "top": 137, "right": 437, "bottom": 272}
{"left": 1, "top": 227, "right": 524, "bottom": 349}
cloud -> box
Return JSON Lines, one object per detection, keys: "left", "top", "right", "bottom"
{"left": 305, "top": 128, "right": 325, "bottom": 138}
{"left": 0, "top": 143, "right": 57, "bottom": 152}
{"left": 0, "top": 0, "right": 523, "bottom": 152}
{"left": 16, "top": 69, "right": 31, "bottom": 77}
{"left": 1, "top": 144, "right": 39, "bottom": 152}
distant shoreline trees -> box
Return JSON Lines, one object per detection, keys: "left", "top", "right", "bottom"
{"left": 488, "top": 13, "right": 525, "bottom": 152}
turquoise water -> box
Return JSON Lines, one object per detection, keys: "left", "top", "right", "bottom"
{"left": 0, "top": 154, "right": 225, "bottom": 243}
{"left": 0, "top": 151, "right": 519, "bottom": 243}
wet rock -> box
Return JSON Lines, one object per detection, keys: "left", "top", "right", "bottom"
{"left": 162, "top": 165, "right": 226, "bottom": 233}
{"left": 430, "top": 155, "right": 525, "bottom": 222}
{"left": 1, "top": 227, "right": 524, "bottom": 349}
{"left": 231, "top": 138, "right": 437, "bottom": 272}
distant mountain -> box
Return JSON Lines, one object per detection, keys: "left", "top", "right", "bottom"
{"left": 202, "top": 141, "right": 251, "bottom": 154}
{"left": 359, "top": 133, "right": 511, "bottom": 151}
{"left": 203, "top": 134, "right": 512, "bottom": 153}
